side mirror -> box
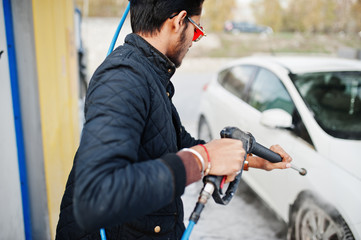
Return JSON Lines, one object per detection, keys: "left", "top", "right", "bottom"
{"left": 260, "top": 108, "right": 293, "bottom": 129}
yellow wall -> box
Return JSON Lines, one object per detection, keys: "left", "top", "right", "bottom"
{"left": 32, "top": 0, "right": 80, "bottom": 237}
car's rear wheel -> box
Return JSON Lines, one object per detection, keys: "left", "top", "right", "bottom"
{"left": 288, "top": 192, "right": 354, "bottom": 240}
{"left": 198, "top": 116, "right": 213, "bottom": 142}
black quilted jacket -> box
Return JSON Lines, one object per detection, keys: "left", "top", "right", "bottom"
{"left": 56, "top": 33, "right": 204, "bottom": 240}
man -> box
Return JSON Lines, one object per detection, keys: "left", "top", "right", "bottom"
{"left": 56, "top": 0, "right": 292, "bottom": 239}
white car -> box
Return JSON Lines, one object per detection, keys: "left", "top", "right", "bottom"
{"left": 198, "top": 56, "right": 361, "bottom": 240}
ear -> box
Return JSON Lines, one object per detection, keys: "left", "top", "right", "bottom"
{"left": 170, "top": 10, "right": 187, "bottom": 33}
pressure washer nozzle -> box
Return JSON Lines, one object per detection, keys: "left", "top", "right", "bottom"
{"left": 299, "top": 168, "right": 307, "bottom": 176}
{"left": 290, "top": 164, "right": 307, "bottom": 176}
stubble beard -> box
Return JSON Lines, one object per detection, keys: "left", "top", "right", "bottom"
{"left": 168, "top": 25, "right": 188, "bottom": 68}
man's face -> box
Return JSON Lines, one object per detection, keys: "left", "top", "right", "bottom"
{"left": 168, "top": 15, "right": 202, "bottom": 68}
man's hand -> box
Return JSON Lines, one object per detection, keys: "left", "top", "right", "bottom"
{"left": 249, "top": 144, "right": 292, "bottom": 171}
{"left": 190, "top": 141, "right": 291, "bottom": 184}
{"left": 191, "top": 138, "right": 245, "bottom": 182}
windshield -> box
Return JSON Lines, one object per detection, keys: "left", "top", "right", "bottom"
{"left": 292, "top": 71, "right": 361, "bottom": 140}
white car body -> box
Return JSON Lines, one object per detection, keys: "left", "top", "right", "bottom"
{"left": 198, "top": 56, "right": 361, "bottom": 239}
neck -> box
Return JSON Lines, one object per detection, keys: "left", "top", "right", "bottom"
{"left": 137, "top": 19, "right": 177, "bottom": 57}
{"left": 138, "top": 32, "right": 169, "bottom": 56}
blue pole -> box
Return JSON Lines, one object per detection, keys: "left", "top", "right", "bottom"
{"left": 3, "top": 0, "right": 32, "bottom": 239}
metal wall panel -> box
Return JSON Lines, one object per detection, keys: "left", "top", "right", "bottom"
{"left": 32, "top": 0, "right": 80, "bottom": 237}
{"left": 0, "top": 1, "right": 26, "bottom": 239}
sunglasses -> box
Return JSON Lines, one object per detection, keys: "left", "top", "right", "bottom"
{"left": 186, "top": 16, "right": 206, "bottom": 42}
{"left": 169, "top": 13, "right": 206, "bottom": 42}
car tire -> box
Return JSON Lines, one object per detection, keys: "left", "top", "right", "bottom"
{"left": 288, "top": 192, "right": 354, "bottom": 240}
{"left": 198, "top": 116, "right": 213, "bottom": 142}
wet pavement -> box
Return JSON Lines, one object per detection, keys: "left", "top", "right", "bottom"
{"left": 182, "top": 180, "right": 287, "bottom": 240}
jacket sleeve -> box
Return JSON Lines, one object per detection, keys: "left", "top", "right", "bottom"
{"left": 180, "top": 125, "right": 206, "bottom": 148}
{"left": 73, "top": 61, "right": 186, "bottom": 231}
{"left": 169, "top": 102, "right": 205, "bottom": 148}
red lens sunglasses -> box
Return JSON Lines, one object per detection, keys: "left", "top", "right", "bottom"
{"left": 170, "top": 13, "right": 206, "bottom": 42}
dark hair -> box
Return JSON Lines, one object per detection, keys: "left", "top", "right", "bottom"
{"left": 130, "top": 0, "right": 204, "bottom": 35}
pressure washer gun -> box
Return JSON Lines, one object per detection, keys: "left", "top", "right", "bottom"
{"left": 181, "top": 126, "right": 307, "bottom": 239}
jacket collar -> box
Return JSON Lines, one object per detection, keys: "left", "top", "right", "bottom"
{"left": 124, "top": 33, "right": 176, "bottom": 96}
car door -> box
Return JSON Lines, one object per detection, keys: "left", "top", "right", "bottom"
{"left": 238, "top": 67, "right": 317, "bottom": 219}
{"left": 206, "top": 64, "right": 258, "bottom": 137}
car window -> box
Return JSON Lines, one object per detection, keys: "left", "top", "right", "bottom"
{"left": 218, "top": 65, "right": 256, "bottom": 99}
{"left": 293, "top": 71, "right": 361, "bottom": 140}
{"left": 248, "top": 68, "right": 314, "bottom": 146}
{"left": 248, "top": 68, "right": 294, "bottom": 114}
{"left": 292, "top": 109, "right": 314, "bottom": 147}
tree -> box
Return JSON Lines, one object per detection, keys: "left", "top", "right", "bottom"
{"left": 75, "top": 0, "right": 128, "bottom": 17}
{"left": 202, "top": 0, "right": 237, "bottom": 32}
{"left": 251, "top": 0, "right": 283, "bottom": 32}
{"left": 317, "top": 0, "right": 337, "bottom": 33}
{"left": 350, "top": 0, "right": 361, "bottom": 33}
{"left": 283, "top": 0, "right": 337, "bottom": 33}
